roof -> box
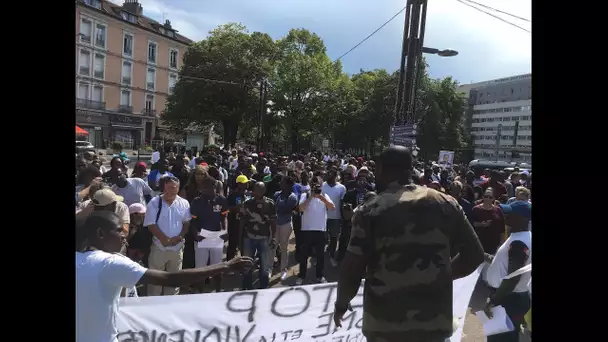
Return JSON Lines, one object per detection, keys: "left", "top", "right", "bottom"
{"left": 78, "top": 0, "right": 193, "bottom": 45}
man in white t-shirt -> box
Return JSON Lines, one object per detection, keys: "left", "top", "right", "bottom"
{"left": 297, "top": 184, "right": 335, "bottom": 285}
{"left": 143, "top": 176, "right": 190, "bottom": 296}
{"left": 76, "top": 211, "right": 253, "bottom": 342}
{"left": 321, "top": 170, "right": 346, "bottom": 267}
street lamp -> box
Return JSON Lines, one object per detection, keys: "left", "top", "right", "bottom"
{"left": 421, "top": 47, "right": 458, "bottom": 57}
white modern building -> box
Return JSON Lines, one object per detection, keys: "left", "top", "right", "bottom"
{"left": 458, "top": 74, "right": 532, "bottom": 163}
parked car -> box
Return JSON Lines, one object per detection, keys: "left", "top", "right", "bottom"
{"left": 76, "top": 141, "right": 95, "bottom": 154}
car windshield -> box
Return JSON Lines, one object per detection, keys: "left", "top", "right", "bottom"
{"left": 76, "top": 142, "right": 91, "bottom": 146}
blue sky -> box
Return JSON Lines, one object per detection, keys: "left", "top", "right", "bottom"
{"left": 111, "top": 0, "right": 531, "bottom": 84}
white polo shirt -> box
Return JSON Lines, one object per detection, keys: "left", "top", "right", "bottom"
{"left": 144, "top": 196, "right": 191, "bottom": 251}
{"left": 299, "top": 193, "right": 333, "bottom": 232}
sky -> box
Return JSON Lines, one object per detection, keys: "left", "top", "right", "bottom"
{"left": 109, "top": 0, "right": 531, "bottom": 84}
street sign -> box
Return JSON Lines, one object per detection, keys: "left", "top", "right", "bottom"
{"left": 390, "top": 123, "right": 417, "bottom": 146}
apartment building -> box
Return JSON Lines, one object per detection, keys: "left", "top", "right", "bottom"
{"left": 458, "top": 74, "right": 532, "bottom": 163}
{"left": 76, "top": 0, "right": 192, "bottom": 149}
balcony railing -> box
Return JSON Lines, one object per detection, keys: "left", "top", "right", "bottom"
{"left": 122, "top": 76, "right": 131, "bottom": 85}
{"left": 147, "top": 82, "right": 155, "bottom": 91}
{"left": 77, "top": 98, "right": 105, "bottom": 110}
{"left": 94, "top": 70, "right": 104, "bottom": 78}
{"left": 80, "top": 35, "right": 91, "bottom": 44}
{"left": 79, "top": 66, "right": 90, "bottom": 76}
{"left": 142, "top": 109, "right": 157, "bottom": 117}
{"left": 118, "top": 105, "right": 133, "bottom": 114}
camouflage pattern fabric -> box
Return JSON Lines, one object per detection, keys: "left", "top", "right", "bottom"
{"left": 242, "top": 197, "right": 277, "bottom": 237}
{"left": 348, "top": 181, "right": 473, "bottom": 341}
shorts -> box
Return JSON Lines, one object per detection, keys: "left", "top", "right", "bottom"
{"left": 195, "top": 247, "right": 223, "bottom": 268}
{"left": 326, "top": 219, "right": 341, "bottom": 238}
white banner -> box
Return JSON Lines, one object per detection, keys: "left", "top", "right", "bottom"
{"left": 117, "top": 265, "right": 483, "bottom": 342}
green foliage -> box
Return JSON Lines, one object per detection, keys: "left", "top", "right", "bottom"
{"left": 164, "top": 23, "right": 468, "bottom": 155}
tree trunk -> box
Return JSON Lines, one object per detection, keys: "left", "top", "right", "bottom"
{"left": 290, "top": 125, "right": 298, "bottom": 154}
{"left": 230, "top": 124, "right": 239, "bottom": 149}
{"left": 222, "top": 120, "right": 231, "bottom": 150}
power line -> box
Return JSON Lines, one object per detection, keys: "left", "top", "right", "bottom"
{"left": 335, "top": 6, "right": 407, "bottom": 61}
{"left": 461, "top": 0, "right": 530, "bottom": 22}
{"left": 455, "top": 0, "right": 530, "bottom": 33}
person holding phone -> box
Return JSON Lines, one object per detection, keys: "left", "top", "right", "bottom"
{"left": 296, "top": 182, "right": 335, "bottom": 285}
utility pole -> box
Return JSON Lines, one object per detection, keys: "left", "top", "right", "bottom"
{"left": 256, "top": 80, "right": 266, "bottom": 151}
{"left": 391, "top": 0, "right": 428, "bottom": 146}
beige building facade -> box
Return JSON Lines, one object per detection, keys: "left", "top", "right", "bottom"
{"left": 75, "top": 0, "right": 191, "bottom": 149}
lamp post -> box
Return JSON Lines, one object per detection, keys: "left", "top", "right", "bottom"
{"left": 391, "top": 0, "right": 458, "bottom": 149}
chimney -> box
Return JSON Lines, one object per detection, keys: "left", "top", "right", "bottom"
{"left": 123, "top": 0, "right": 143, "bottom": 16}
{"left": 164, "top": 20, "right": 172, "bottom": 29}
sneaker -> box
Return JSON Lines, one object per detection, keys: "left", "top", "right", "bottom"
{"left": 316, "top": 277, "right": 327, "bottom": 283}
{"left": 295, "top": 278, "right": 304, "bottom": 286}
{"left": 281, "top": 270, "right": 288, "bottom": 281}
{"left": 330, "top": 258, "right": 338, "bottom": 267}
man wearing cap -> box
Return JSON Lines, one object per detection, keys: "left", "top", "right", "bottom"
{"left": 77, "top": 188, "right": 131, "bottom": 234}
{"left": 483, "top": 200, "right": 531, "bottom": 342}
{"left": 226, "top": 175, "right": 251, "bottom": 260}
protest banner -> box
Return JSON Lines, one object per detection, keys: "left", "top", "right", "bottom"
{"left": 117, "top": 265, "right": 483, "bottom": 342}
{"left": 438, "top": 150, "right": 455, "bottom": 166}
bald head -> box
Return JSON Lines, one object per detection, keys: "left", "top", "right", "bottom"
{"left": 378, "top": 146, "right": 413, "bottom": 172}
{"left": 253, "top": 181, "right": 266, "bottom": 198}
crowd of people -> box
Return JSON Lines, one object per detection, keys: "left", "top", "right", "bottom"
{"left": 75, "top": 145, "right": 531, "bottom": 342}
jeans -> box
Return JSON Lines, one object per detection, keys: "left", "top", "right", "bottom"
{"left": 242, "top": 237, "right": 270, "bottom": 289}
{"left": 336, "top": 223, "right": 351, "bottom": 262}
{"left": 298, "top": 231, "right": 326, "bottom": 279}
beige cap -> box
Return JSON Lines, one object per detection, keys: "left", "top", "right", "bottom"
{"left": 93, "top": 188, "right": 124, "bottom": 206}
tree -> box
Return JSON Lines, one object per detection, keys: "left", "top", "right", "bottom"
{"left": 269, "top": 29, "right": 341, "bottom": 152}
{"left": 415, "top": 60, "right": 467, "bottom": 160}
{"left": 164, "top": 23, "right": 276, "bottom": 149}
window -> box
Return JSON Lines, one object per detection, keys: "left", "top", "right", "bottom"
{"left": 169, "top": 49, "right": 178, "bottom": 69}
{"left": 120, "top": 89, "right": 131, "bottom": 106}
{"left": 169, "top": 73, "right": 177, "bottom": 93}
{"left": 123, "top": 32, "right": 133, "bottom": 56}
{"left": 92, "top": 85, "right": 103, "bottom": 102}
{"left": 80, "top": 18, "right": 92, "bottom": 44}
{"left": 148, "top": 41, "right": 157, "bottom": 63}
{"left": 79, "top": 49, "right": 91, "bottom": 76}
{"left": 146, "top": 68, "right": 156, "bottom": 90}
{"left": 121, "top": 61, "right": 132, "bottom": 85}
{"left": 95, "top": 23, "right": 107, "bottom": 48}
{"left": 120, "top": 11, "right": 137, "bottom": 23}
{"left": 93, "top": 53, "right": 105, "bottom": 79}
{"left": 78, "top": 82, "right": 90, "bottom": 99}
{"left": 145, "top": 94, "right": 155, "bottom": 111}
{"left": 84, "top": 0, "right": 101, "bottom": 9}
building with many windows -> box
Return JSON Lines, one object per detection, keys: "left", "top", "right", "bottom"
{"left": 76, "top": 0, "right": 192, "bottom": 149}
{"left": 458, "top": 74, "right": 532, "bottom": 163}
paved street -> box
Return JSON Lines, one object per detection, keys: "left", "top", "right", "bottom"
{"left": 178, "top": 232, "right": 531, "bottom": 342}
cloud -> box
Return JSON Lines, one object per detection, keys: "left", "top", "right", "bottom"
{"left": 108, "top": 0, "right": 531, "bottom": 83}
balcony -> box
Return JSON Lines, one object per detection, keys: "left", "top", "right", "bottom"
{"left": 94, "top": 70, "right": 104, "bottom": 79}
{"left": 122, "top": 76, "right": 131, "bottom": 85}
{"left": 79, "top": 66, "right": 90, "bottom": 76}
{"left": 147, "top": 82, "right": 155, "bottom": 91}
{"left": 118, "top": 105, "right": 133, "bottom": 114}
{"left": 142, "top": 109, "right": 157, "bottom": 117}
{"left": 80, "top": 35, "right": 91, "bottom": 44}
{"left": 77, "top": 98, "right": 105, "bottom": 110}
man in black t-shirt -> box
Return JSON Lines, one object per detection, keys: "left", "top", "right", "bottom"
{"left": 226, "top": 175, "right": 251, "bottom": 260}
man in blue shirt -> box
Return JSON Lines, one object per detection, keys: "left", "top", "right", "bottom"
{"left": 273, "top": 176, "right": 298, "bottom": 281}
{"left": 190, "top": 182, "right": 229, "bottom": 293}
